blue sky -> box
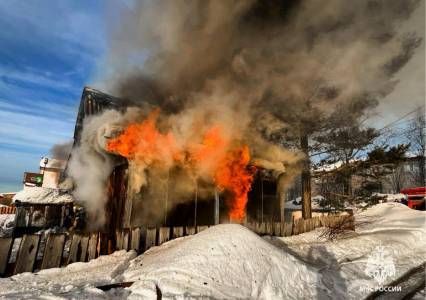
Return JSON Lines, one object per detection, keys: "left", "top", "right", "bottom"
{"left": 0, "top": 1, "right": 112, "bottom": 192}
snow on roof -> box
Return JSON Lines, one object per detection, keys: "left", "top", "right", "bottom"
{"left": 39, "top": 157, "right": 66, "bottom": 170}
{"left": 12, "top": 186, "right": 74, "bottom": 204}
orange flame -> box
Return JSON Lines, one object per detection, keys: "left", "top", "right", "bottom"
{"left": 106, "top": 110, "right": 178, "bottom": 165}
{"left": 214, "top": 146, "right": 254, "bottom": 222}
{"left": 106, "top": 110, "right": 254, "bottom": 222}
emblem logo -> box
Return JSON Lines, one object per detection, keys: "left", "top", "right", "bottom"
{"left": 365, "top": 245, "right": 396, "bottom": 285}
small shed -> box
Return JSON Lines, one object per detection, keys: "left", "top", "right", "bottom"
{"left": 12, "top": 187, "right": 74, "bottom": 235}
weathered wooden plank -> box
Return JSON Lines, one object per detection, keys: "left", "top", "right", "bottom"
{"left": 130, "top": 228, "right": 141, "bottom": 252}
{"left": 293, "top": 220, "right": 300, "bottom": 235}
{"left": 145, "top": 228, "right": 156, "bottom": 250}
{"left": 0, "top": 237, "right": 13, "bottom": 275}
{"left": 197, "top": 226, "right": 208, "bottom": 233}
{"left": 87, "top": 233, "right": 98, "bottom": 261}
{"left": 67, "top": 234, "right": 89, "bottom": 264}
{"left": 282, "top": 221, "right": 293, "bottom": 237}
{"left": 266, "top": 222, "right": 273, "bottom": 235}
{"left": 41, "top": 234, "right": 65, "bottom": 270}
{"left": 122, "top": 229, "right": 130, "bottom": 251}
{"left": 98, "top": 233, "right": 109, "bottom": 256}
{"left": 158, "top": 227, "right": 170, "bottom": 245}
{"left": 306, "top": 219, "right": 312, "bottom": 232}
{"left": 172, "top": 227, "right": 184, "bottom": 239}
{"left": 116, "top": 230, "right": 123, "bottom": 250}
{"left": 14, "top": 234, "right": 40, "bottom": 275}
{"left": 260, "top": 222, "right": 266, "bottom": 235}
{"left": 185, "top": 226, "right": 196, "bottom": 236}
{"left": 80, "top": 235, "right": 89, "bottom": 262}
{"left": 67, "top": 234, "right": 81, "bottom": 264}
{"left": 273, "top": 222, "right": 281, "bottom": 236}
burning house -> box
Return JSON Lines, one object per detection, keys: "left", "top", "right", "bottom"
{"left": 67, "top": 87, "right": 284, "bottom": 239}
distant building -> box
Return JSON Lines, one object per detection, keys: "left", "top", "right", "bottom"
{"left": 39, "top": 157, "right": 67, "bottom": 189}
{"left": 311, "top": 155, "right": 425, "bottom": 196}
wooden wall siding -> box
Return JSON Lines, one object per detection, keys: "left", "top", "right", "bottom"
{"left": 0, "top": 215, "right": 354, "bottom": 278}
{"left": 0, "top": 207, "right": 16, "bottom": 214}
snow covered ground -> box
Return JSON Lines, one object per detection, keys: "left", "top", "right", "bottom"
{"left": 272, "top": 202, "right": 426, "bottom": 299}
{"left": 0, "top": 203, "right": 424, "bottom": 299}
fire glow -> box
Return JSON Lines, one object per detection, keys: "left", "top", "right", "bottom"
{"left": 106, "top": 110, "right": 255, "bottom": 222}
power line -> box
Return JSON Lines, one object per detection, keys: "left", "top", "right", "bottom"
{"left": 377, "top": 105, "right": 424, "bottom": 133}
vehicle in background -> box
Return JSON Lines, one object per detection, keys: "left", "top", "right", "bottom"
{"left": 400, "top": 187, "right": 426, "bottom": 210}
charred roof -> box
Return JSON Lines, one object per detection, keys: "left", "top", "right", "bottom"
{"left": 73, "top": 87, "right": 124, "bottom": 144}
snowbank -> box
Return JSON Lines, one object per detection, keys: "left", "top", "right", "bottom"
{"left": 0, "top": 251, "right": 136, "bottom": 299}
{"left": 12, "top": 186, "right": 74, "bottom": 204}
{"left": 120, "top": 225, "right": 321, "bottom": 299}
{"left": 0, "top": 203, "right": 423, "bottom": 299}
{"left": 0, "top": 225, "right": 323, "bottom": 299}
{"left": 276, "top": 203, "right": 426, "bottom": 299}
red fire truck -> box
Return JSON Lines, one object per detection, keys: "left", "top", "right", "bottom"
{"left": 400, "top": 187, "right": 426, "bottom": 210}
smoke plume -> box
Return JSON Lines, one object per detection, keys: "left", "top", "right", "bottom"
{"left": 49, "top": 140, "right": 73, "bottom": 160}
{"left": 69, "top": 0, "right": 421, "bottom": 226}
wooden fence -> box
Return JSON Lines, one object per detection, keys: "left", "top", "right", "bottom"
{"left": 0, "top": 214, "right": 353, "bottom": 277}
{"left": 0, "top": 207, "right": 16, "bottom": 214}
